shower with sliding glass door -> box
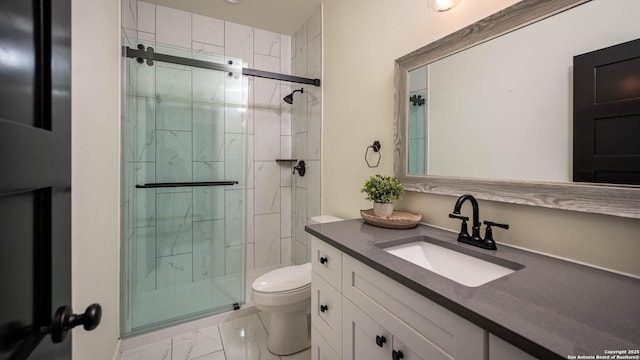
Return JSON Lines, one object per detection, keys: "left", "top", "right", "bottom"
{"left": 120, "top": 41, "right": 247, "bottom": 335}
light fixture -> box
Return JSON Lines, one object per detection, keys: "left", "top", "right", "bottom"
{"left": 223, "top": 0, "right": 243, "bottom": 4}
{"left": 427, "top": 0, "right": 462, "bottom": 12}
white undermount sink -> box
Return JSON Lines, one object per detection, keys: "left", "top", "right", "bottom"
{"left": 381, "top": 239, "right": 519, "bottom": 287}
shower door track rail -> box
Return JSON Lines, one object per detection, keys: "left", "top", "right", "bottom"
{"left": 135, "top": 181, "right": 239, "bottom": 189}
{"left": 124, "top": 45, "right": 321, "bottom": 87}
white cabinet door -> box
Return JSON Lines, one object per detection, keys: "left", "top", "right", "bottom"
{"left": 343, "top": 298, "right": 390, "bottom": 360}
{"left": 391, "top": 337, "right": 426, "bottom": 360}
{"left": 344, "top": 298, "right": 433, "bottom": 360}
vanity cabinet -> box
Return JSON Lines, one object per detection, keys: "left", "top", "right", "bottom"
{"left": 342, "top": 253, "right": 484, "bottom": 360}
{"left": 311, "top": 237, "right": 486, "bottom": 360}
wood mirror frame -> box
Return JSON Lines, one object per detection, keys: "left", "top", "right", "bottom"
{"left": 393, "top": 0, "right": 640, "bottom": 219}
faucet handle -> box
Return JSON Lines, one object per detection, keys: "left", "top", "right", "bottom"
{"left": 483, "top": 220, "right": 509, "bottom": 230}
{"left": 482, "top": 220, "right": 509, "bottom": 250}
{"left": 449, "top": 213, "right": 470, "bottom": 241}
{"left": 448, "top": 213, "right": 469, "bottom": 221}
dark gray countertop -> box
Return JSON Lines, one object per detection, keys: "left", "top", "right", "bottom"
{"left": 306, "top": 219, "right": 640, "bottom": 360}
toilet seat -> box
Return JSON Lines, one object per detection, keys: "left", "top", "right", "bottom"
{"left": 252, "top": 283, "right": 310, "bottom": 295}
{"left": 251, "top": 263, "right": 311, "bottom": 293}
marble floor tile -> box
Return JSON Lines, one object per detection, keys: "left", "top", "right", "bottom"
{"left": 257, "top": 312, "right": 270, "bottom": 333}
{"left": 219, "top": 313, "right": 280, "bottom": 360}
{"left": 121, "top": 312, "right": 312, "bottom": 360}
{"left": 120, "top": 339, "right": 172, "bottom": 360}
{"left": 193, "top": 350, "right": 226, "bottom": 360}
{"left": 172, "top": 325, "right": 223, "bottom": 360}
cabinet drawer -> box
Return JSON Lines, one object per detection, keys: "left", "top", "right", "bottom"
{"left": 342, "top": 254, "right": 485, "bottom": 359}
{"left": 311, "top": 271, "right": 342, "bottom": 354}
{"left": 311, "top": 237, "right": 342, "bottom": 289}
{"left": 312, "top": 326, "right": 341, "bottom": 360}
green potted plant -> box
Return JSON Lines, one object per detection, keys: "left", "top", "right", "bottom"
{"left": 361, "top": 174, "right": 405, "bottom": 217}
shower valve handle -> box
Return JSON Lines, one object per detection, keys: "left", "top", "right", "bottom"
{"left": 293, "top": 160, "right": 306, "bottom": 176}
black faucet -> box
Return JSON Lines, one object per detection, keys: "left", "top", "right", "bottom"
{"left": 448, "top": 194, "right": 509, "bottom": 250}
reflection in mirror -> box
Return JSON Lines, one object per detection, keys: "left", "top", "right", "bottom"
{"left": 408, "top": 66, "right": 427, "bottom": 175}
{"left": 406, "top": 0, "right": 640, "bottom": 182}
{"left": 394, "top": 0, "right": 640, "bottom": 219}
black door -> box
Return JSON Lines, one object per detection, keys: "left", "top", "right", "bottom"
{"left": 0, "top": 1, "right": 100, "bottom": 359}
{"left": 573, "top": 38, "right": 640, "bottom": 185}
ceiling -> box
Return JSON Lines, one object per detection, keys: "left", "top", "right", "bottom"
{"left": 144, "top": 0, "right": 322, "bottom": 35}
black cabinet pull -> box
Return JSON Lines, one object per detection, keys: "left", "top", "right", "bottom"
{"left": 320, "top": 304, "right": 328, "bottom": 313}
{"left": 392, "top": 350, "right": 404, "bottom": 360}
{"left": 375, "top": 335, "right": 386, "bottom": 347}
{"left": 319, "top": 256, "right": 328, "bottom": 265}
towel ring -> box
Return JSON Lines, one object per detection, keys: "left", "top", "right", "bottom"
{"left": 365, "top": 141, "right": 381, "bottom": 168}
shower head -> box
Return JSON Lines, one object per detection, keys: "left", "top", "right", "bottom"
{"left": 283, "top": 88, "right": 304, "bottom": 104}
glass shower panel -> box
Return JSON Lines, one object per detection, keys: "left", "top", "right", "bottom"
{"left": 121, "top": 41, "right": 246, "bottom": 335}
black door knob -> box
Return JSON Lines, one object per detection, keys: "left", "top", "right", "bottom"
{"left": 50, "top": 304, "right": 102, "bottom": 343}
{"left": 392, "top": 350, "right": 404, "bottom": 360}
{"left": 375, "top": 335, "right": 386, "bottom": 347}
{"left": 319, "top": 257, "right": 328, "bottom": 265}
{"left": 320, "top": 304, "right": 328, "bottom": 313}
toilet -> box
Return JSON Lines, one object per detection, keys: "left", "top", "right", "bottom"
{"left": 251, "top": 215, "right": 343, "bottom": 355}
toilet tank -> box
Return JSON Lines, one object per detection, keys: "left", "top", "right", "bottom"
{"left": 309, "top": 215, "right": 343, "bottom": 225}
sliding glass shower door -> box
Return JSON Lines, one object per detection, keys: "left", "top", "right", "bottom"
{"left": 121, "top": 41, "right": 247, "bottom": 335}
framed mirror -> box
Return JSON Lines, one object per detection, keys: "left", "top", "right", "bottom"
{"left": 394, "top": 0, "right": 640, "bottom": 219}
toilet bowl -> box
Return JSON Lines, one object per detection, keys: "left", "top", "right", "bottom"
{"left": 251, "top": 215, "right": 343, "bottom": 355}
{"left": 251, "top": 263, "right": 312, "bottom": 355}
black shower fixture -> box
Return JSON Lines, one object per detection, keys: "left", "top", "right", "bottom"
{"left": 410, "top": 94, "right": 425, "bottom": 106}
{"left": 283, "top": 88, "right": 304, "bottom": 104}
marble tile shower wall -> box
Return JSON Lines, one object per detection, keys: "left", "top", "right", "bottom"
{"left": 121, "top": 1, "right": 294, "bottom": 296}
{"left": 291, "top": 8, "right": 322, "bottom": 265}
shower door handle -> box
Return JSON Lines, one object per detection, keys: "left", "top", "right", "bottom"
{"left": 135, "top": 181, "right": 239, "bottom": 188}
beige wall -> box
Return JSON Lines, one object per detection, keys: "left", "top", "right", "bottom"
{"left": 321, "top": 0, "right": 640, "bottom": 277}
{"left": 72, "top": 0, "right": 121, "bottom": 358}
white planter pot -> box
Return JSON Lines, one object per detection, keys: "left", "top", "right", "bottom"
{"left": 373, "top": 202, "right": 394, "bottom": 218}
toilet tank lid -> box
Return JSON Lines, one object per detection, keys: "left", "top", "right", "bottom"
{"left": 252, "top": 263, "right": 312, "bottom": 293}
{"left": 309, "top": 215, "right": 343, "bottom": 224}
